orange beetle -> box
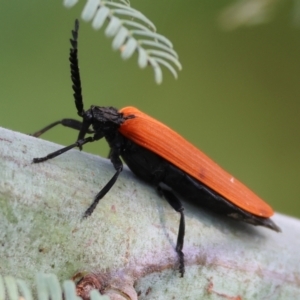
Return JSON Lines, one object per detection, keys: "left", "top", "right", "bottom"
{"left": 32, "top": 20, "right": 280, "bottom": 277}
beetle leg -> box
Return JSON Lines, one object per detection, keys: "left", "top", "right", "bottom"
{"left": 83, "top": 148, "right": 123, "bottom": 218}
{"left": 158, "top": 182, "right": 185, "bottom": 277}
{"left": 30, "top": 119, "right": 94, "bottom": 138}
{"left": 32, "top": 136, "right": 94, "bottom": 163}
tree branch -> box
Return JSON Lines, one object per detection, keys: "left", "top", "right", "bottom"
{"left": 1, "top": 126, "right": 300, "bottom": 299}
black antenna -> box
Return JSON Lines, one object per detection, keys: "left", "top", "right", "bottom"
{"left": 69, "top": 19, "right": 84, "bottom": 117}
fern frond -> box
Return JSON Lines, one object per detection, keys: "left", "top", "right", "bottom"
{"left": 63, "top": 0, "right": 182, "bottom": 84}
{"left": 0, "top": 273, "right": 109, "bottom": 300}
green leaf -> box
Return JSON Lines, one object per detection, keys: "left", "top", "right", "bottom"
{"left": 64, "top": 0, "right": 182, "bottom": 83}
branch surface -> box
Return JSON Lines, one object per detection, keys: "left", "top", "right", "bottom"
{"left": 1, "top": 127, "right": 299, "bottom": 299}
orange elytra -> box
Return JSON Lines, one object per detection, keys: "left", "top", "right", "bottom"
{"left": 119, "top": 106, "right": 273, "bottom": 218}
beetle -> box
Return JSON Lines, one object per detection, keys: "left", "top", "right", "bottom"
{"left": 31, "top": 20, "right": 280, "bottom": 277}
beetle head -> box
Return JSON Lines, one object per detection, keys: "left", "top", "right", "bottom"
{"left": 78, "top": 106, "right": 131, "bottom": 142}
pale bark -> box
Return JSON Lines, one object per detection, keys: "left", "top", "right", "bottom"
{"left": 1, "top": 126, "right": 299, "bottom": 299}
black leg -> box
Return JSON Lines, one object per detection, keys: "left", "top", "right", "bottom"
{"left": 82, "top": 147, "right": 123, "bottom": 218}
{"left": 82, "top": 167, "right": 122, "bottom": 218}
{"left": 32, "top": 136, "right": 94, "bottom": 163}
{"left": 30, "top": 119, "right": 94, "bottom": 138}
{"left": 158, "top": 182, "right": 185, "bottom": 277}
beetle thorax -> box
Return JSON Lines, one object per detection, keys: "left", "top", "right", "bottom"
{"left": 86, "top": 106, "right": 122, "bottom": 132}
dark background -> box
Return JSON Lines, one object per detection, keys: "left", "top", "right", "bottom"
{"left": 1, "top": 1, "right": 299, "bottom": 218}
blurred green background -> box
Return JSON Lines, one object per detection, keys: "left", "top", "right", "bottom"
{"left": 1, "top": 1, "right": 299, "bottom": 218}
